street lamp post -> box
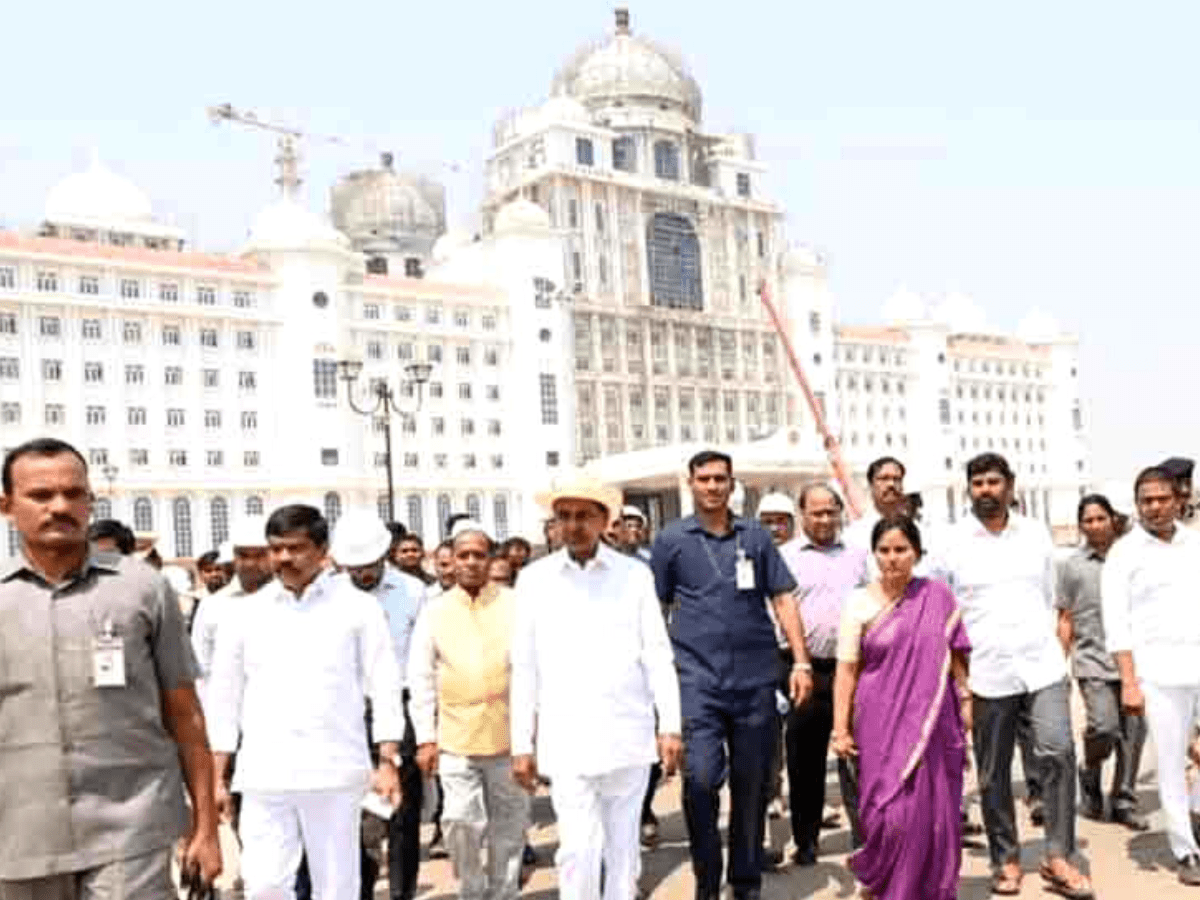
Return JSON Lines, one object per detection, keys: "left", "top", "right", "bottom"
{"left": 337, "top": 359, "right": 433, "bottom": 522}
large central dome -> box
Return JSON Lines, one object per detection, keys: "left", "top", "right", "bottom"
{"left": 551, "top": 8, "right": 703, "bottom": 123}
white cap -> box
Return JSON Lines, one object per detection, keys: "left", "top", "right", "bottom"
{"left": 162, "top": 564, "right": 193, "bottom": 594}
{"left": 330, "top": 509, "right": 392, "bottom": 567}
{"left": 620, "top": 505, "right": 647, "bottom": 523}
{"left": 230, "top": 516, "right": 270, "bottom": 551}
{"left": 450, "top": 518, "right": 488, "bottom": 540}
{"left": 757, "top": 492, "right": 795, "bottom": 518}
{"left": 216, "top": 541, "right": 234, "bottom": 565}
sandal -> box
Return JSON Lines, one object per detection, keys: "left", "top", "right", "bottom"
{"left": 1039, "top": 862, "right": 1095, "bottom": 900}
{"left": 991, "top": 868, "right": 1021, "bottom": 896}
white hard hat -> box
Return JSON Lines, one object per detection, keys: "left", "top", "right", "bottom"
{"left": 757, "top": 492, "right": 795, "bottom": 518}
{"left": 216, "top": 541, "right": 234, "bottom": 566}
{"left": 330, "top": 509, "right": 392, "bottom": 567}
{"left": 230, "top": 516, "right": 269, "bottom": 551}
{"left": 450, "top": 518, "right": 489, "bottom": 540}
{"left": 620, "top": 505, "right": 647, "bottom": 523}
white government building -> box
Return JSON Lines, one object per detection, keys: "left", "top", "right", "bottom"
{"left": 0, "top": 9, "right": 1091, "bottom": 559}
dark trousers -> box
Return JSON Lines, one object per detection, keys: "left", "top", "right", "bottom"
{"left": 1078, "top": 677, "right": 1147, "bottom": 814}
{"left": 784, "top": 660, "right": 861, "bottom": 852}
{"left": 681, "top": 681, "right": 777, "bottom": 899}
{"left": 972, "top": 679, "right": 1077, "bottom": 867}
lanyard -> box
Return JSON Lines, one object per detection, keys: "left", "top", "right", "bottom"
{"left": 697, "top": 530, "right": 742, "bottom": 583}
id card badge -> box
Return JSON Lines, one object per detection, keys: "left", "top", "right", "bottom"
{"left": 736, "top": 556, "right": 756, "bottom": 590}
{"left": 92, "top": 636, "right": 126, "bottom": 687}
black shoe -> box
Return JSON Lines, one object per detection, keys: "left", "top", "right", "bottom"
{"left": 1111, "top": 808, "right": 1150, "bottom": 832}
{"left": 1179, "top": 855, "right": 1200, "bottom": 887}
{"left": 427, "top": 827, "right": 448, "bottom": 859}
{"left": 1029, "top": 800, "right": 1045, "bottom": 827}
{"left": 1078, "top": 769, "right": 1103, "bottom": 821}
{"left": 522, "top": 844, "right": 537, "bottom": 867}
{"left": 760, "top": 847, "right": 783, "bottom": 871}
{"left": 791, "top": 844, "right": 817, "bottom": 867}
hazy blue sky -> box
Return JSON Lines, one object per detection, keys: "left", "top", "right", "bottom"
{"left": 3, "top": 0, "right": 1197, "bottom": 481}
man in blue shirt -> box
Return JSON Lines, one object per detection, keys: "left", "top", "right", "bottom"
{"left": 651, "top": 451, "right": 813, "bottom": 900}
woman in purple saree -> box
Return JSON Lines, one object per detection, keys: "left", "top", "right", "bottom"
{"left": 832, "top": 516, "right": 971, "bottom": 900}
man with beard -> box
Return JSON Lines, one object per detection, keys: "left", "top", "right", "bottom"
{"left": 1102, "top": 467, "right": 1200, "bottom": 884}
{"left": 197, "top": 550, "right": 231, "bottom": 595}
{"left": 651, "top": 451, "right": 812, "bottom": 900}
{"left": 943, "top": 453, "right": 1092, "bottom": 898}
{"left": 331, "top": 510, "right": 428, "bottom": 900}
{"left": 208, "top": 505, "right": 402, "bottom": 900}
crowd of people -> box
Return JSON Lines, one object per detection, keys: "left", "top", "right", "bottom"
{"left": 2, "top": 435, "right": 1200, "bottom": 900}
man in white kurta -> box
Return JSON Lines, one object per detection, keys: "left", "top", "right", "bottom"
{"left": 207, "top": 504, "right": 403, "bottom": 900}
{"left": 511, "top": 475, "right": 682, "bottom": 900}
{"left": 1101, "top": 467, "right": 1200, "bottom": 885}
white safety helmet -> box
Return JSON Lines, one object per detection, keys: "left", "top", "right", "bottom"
{"left": 230, "top": 516, "right": 270, "bottom": 552}
{"left": 330, "top": 509, "right": 392, "bottom": 568}
{"left": 620, "top": 505, "right": 647, "bottom": 523}
{"left": 756, "top": 492, "right": 795, "bottom": 519}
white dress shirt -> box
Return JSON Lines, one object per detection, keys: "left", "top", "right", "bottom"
{"left": 207, "top": 569, "right": 403, "bottom": 792}
{"left": 1101, "top": 523, "right": 1200, "bottom": 687}
{"left": 371, "top": 566, "right": 427, "bottom": 690}
{"left": 510, "top": 544, "right": 681, "bottom": 779}
{"left": 191, "top": 577, "right": 274, "bottom": 709}
{"left": 943, "top": 513, "right": 1066, "bottom": 698}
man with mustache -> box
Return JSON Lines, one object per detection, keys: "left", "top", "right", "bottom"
{"left": 0, "top": 437, "right": 222, "bottom": 899}
{"left": 207, "top": 504, "right": 403, "bottom": 900}
{"left": 943, "top": 453, "right": 1092, "bottom": 898}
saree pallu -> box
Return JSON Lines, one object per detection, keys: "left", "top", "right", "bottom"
{"left": 847, "top": 578, "right": 971, "bottom": 900}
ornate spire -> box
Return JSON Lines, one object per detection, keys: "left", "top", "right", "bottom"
{"left": 274, "top": 135, "right": 302, "bottom": 199}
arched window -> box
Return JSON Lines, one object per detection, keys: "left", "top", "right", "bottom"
{"left": 245, "top": 496, "right": 264, "bottom": 516}
{"left": 323, "top": 492, "right": 342, "bottom": 528}
{"left": 173, "top": 497, "right": 193, "bottom": 558}
{"left": 466, "top": 494, "right": 481, "bottom": 523}
{"left": 647, "top": 213, "right": 703, "bottom": 311}
{"left": 210, "top": 497, "right": 229, "bottom": 546}
{"left": 612, "top": 135, "right": 636, "bottom": 173}
{"left": 133, "top": 497, "right": 154, "bottom": 532}
{"left": 406, "top": 494, "right": 423, "bottom": 540}
{"left": 92, "top": 497, "right": 112, "bottom": 521}
{"left": 437, "top": 494, "right": 452, "bottom": 540}
{"left": 653, "top": 141, "right": 679, "bottom": 180}
{"left": 493, "top": 495, "right": 509, "bottom": 541}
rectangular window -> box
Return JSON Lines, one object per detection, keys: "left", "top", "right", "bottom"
{"left": 242, "top": 411, "right": 258, "bottom": 430}
{"left": 312, "top": 360, "right": 337, "bottom": 399}
{"left": 463, "top": 453, "right": 477, "bottom": 469}
{"left": 233, "top": 290, "right": 254, "bottom": 308}
{"left": 488, "top": 419, "right": 501, "bottom": 437}
{"left": 159, "top": 283, "right": 179, "bottom": 302}
{"left": 203, "top": 369, "right": 219, "bottom": 388}
{"left": 367, "top": 341, "right": 383, "bottom": 360}
{"left": 484, "top": 348, "right": 499, "bottom": 366}
{"left": 0, "top": 313, "right": 14, "bottom": 335}
{"left": 204, "top": 410, "right": 221, "bottom": 429}
{"left": 612, "top": 136, "right": 635, "bottom": 172}
{"left": 455, "top": 310, "right": 469, "bottom": 328}
{"left": 575, "top": 137, "right": 594, "bottom": 167}
{"left": 166, "top": 409, "right": 185, "bottom": 427}
{"left": 127, "top": 407, "right": 146, "bottom": 426}
{"left": 42, "top": 359, "right": 62, "bottom": 381}
{"left": 736, "top": 172, "right": 751, "bottom": 197}
{"left": 486, "top": 385, "right": 500, "bottom": 401}
{"left": 321, "top": 448, "right": 339, "bottom": 466}
{"left": 364, "top": 303, "right": 380, "bottom": 320}
{"left": 458, "top": 383, "right": 472, "bottom": 400}
{"left": 403, "top": 453, "right": 419, "bottom": 468}
{"left": 162, "top": 325, "right": 181, "bottom": 346}
{"left": 169, "top": 450, "right": 188, "bottom": 467}
{"left": 394, "top": 305, "right": 413, "bottom": 322}
{"left": 0, "top": 357, "right": 16, "bottom": 380}
{"left": 244, "top": 451, "right": 260, "bottom": 467}
{"left": 567, "top": 199, "right": 579, "bottom": 229}
{"left": 595, "top": 203, "right": 605, "bottom": 233}
{"left": 122, "top": 320, "right": 142, "bottom": 343}
{"left": 434, "top": 453, "right": 448, "bottom": 470}
{"left": 482, "top": 313, "right": 497, "bottom": 331}
{"left": 44, "top": 403, "right": 63, "bottom": 425}
{"left": 237, "top": 331, "right": 256, "bottom": 350}
{"left": 397, "top": 342, "right": 414, "bottom": 361}
{"left": 1, "top": 402, "right": 20, "bottom": 425}
{"left": 196, "top": 286, "right": 216, "bottom": 305}
{"left": 539, "top": 373, "right": 558, "bottom": 424}
{"left": 88, "top": 448, "right": 108, "bottom": 466}
{"left": 120, "top": 279, "right": 140, "bottom": 299}
{"left": 39, "top": 316, "right": 61, "bottom": 338}
{"left": 429, "top": 381, "right": 443, "bottom": 399}
{"left": 425, "top": 305, "right": 442, "bottom": 325}
{"left": 81, "top": 319, "right": 102, "bottom": 340}
{"left": 84, "top": 405, "right": 105, "bottom": 425}
{"left": 36, "top": 271, "right": 58, "bottom": 292}
{"left": 456, "top": 346, "right": 471, "bottom": 365}
{"left": 129, "top": 448, "right": 149, "bottom": 466}
{"left": 427, "top": 344, "right": 443, "bottom": 363}
{"left": 200, "top": 328, "right": 219, "bottom": 348}
{"left": 534, "top": 277, "right": 555, "bottom": 309}
{"left": 164, "top": 366, "right": 183, "bottom": 386}
{"left": 84, "top": 362, "right": 103, "bottom": 383}
{"left": 206, "top": 450, "right": 224, "bottom": 467}
{"left": 0, "top": 267, "right": 14, "bottom": 289}
{"left": 461, "top": 418, "right": 475, "bottom": 436}
{"left": 125, "top": 364, "right": 144, "bottom": 385}
{"left": 79, "top": 275, "right": 100, "bottom": 295}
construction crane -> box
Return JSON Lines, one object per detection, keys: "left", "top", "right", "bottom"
{"left": 757, "top": 279, "right": 866, "bottom": 517}
{"left": 207, "top": 102, "right": 350, "bottom": 197}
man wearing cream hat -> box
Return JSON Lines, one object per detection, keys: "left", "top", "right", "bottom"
{"left": 511, "top": 472, "right": 682, "bottom": 900}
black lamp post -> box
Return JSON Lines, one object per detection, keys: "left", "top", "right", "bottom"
{"left": 337, "top": 359, "right": 432, "bottom": 522}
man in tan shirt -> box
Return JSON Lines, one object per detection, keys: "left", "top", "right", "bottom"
{"left": 408, "top": 525, "right": 527, "bottom": 900}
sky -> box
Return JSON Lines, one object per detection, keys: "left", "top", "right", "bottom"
{"left": 2, "top": 0, "right": 1198, "bottom": 482}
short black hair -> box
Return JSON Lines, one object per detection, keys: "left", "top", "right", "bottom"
{"left": 1134, "top": 466, "right": 1176, "bottom": 499}
{"left": 435, "top": 539, "right": 454, "bottom": 555}
{"left": 445, "top": 512, "right": 471, "bottom": 535}
{"left": 3, "top": 437, "right": 89, "bottom": 496}
{"left": 386, "top": 521, "right": 407, "bottom": 543}
{"left": 265, "top": 504, "right": 329, "bottom": 547}
{"left": 798, "top": 482, "right": 844, "bottom": 512}
{"left": 196, "top": 550, "right": 221, "bottom": 569}
{"left": 870, "top": 514, "right": 924, "bottom": 559}
{"left": 688, "top": 449, "right": 733, "bottom": 476}
{"left": 87, "top": 518, "right": 135, "bottom": 554}
{"left": 866, "top": 456, "right": 906, "bottom": 483}
{"left": 398, "top": 533, "right": 424, "bottom": 548}
{"left": 1076, "top": 493, "right": 1117, "bottom": 525}
{"left": 502, "top": 536, "right": 532, "bottom": 554}
{"left": 966, "top": 452, "right": 1014, "bottom": 484}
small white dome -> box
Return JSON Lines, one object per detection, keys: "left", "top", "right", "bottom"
{"left": 245, "top": 199, "right": 350, "bottom": 253}
{"left": 1016, "top": 308, "right": 1062, "bottom": 343}
{"left": 540, "top": 94, "right": 592, "bottom": 125}
{"left": 45, "top": 157, "right": 153, "bottom": 227}
{"left": 931, "top": 292, "right": 986, "bottom": 333}
{"left": 882, "top": 287, "right": 928, "bottom": 323}
{"left": 432, "top": 227, "right": 473, "bottom": 263}
{"left": 494, "top": 198, "right": 551, "bottom": 233}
